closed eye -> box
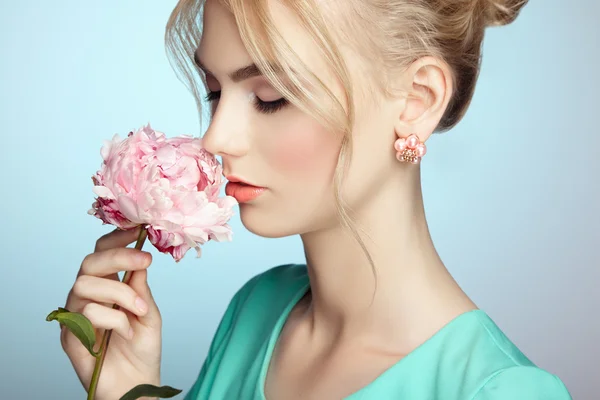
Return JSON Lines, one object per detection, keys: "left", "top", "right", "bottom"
{"left": 204, "top": 91, "right": 289, "bottom": 115}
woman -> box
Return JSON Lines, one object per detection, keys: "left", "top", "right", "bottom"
{"left": 60, "top": 0, "right": 573, "bottom": 398}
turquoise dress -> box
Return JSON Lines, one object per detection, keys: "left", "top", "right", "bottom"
{"left": 184, "top": 264, "right": 572, "bottom": 399}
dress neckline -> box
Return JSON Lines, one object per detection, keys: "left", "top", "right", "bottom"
{"left": 258, "top": 280, "right": 310, "bottom": 399}
{"left": 257, "top": 279, "right": 486, "bottom": 399}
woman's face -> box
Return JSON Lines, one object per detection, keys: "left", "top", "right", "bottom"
{"left": 198, "top": 0, "right": 399, "bottom": 238}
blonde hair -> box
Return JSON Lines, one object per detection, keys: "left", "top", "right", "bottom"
{"left": 165, "top": 0, "right": 528, "bottom": 274}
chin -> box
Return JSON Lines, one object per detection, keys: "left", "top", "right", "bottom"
{"left": 238, "top": 203, "right": 304, "bottom": 238}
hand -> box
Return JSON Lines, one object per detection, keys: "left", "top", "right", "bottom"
{"left": 61, "top": 227, "right": 162, "bottom": 400}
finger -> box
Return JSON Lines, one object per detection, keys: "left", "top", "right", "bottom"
{"left": 128, "top": 269, "right": 161, "bottom": 329}
{"left": 94, "top": 226, "right": 142, "bottom": 252}
{"left": 81, "top": 302, "right": 133, "bottom": 341}
{"left": 71, "top": 275, "right": 149, "bottom": 317}
{"left": 80, "top": 248, "right": 152, "bottom": 277}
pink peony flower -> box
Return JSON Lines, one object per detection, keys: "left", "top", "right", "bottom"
{"left": 88, "top": 123, "right": 237, "bottom": 261}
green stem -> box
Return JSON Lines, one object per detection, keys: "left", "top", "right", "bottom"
{"left": 87, "top": 226, "right": 148, "bottom": 400}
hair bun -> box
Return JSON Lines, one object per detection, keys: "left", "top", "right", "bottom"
{"left": 483, "top": 0, "right": 528, "bottom": 27}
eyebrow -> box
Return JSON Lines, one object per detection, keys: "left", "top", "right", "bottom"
{"left": 194, "top": 52, "right": 264, "bottom": 83}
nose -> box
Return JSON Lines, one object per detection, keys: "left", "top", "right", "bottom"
{"left": 201, "top": 98, "right": 250, "bottom": 158}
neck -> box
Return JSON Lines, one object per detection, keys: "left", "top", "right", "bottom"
{"left": 299, "top": 168, "right": 476, "bottom": 349}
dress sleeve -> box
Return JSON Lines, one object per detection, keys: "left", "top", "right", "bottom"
{"left": 472, "top": 366, "right": 572, "bottom": 400}
{"left": 183, "top": 285, "right": 246, "bottom": 400}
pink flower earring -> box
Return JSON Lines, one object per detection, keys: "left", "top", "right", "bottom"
{"left": 394, "top": 134, "right": 427, "bottom": 164}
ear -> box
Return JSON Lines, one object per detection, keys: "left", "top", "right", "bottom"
{"left": 394, "top": 56, "right": 453, "bottom": 142}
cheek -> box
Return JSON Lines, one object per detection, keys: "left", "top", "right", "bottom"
{"left": 268, "top": 120, "right": 340, "bottom": 179}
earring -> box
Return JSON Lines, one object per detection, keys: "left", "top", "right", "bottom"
{"left": 394, "top": 134, "right": 427, "bottom": 164}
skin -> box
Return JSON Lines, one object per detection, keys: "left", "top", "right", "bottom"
{"left": 62, "top": 227, "right": 161, "bottom": 400}
{"left": 61, "top": 1, "right": 477, "bottom": 399}
{"left": 199, "top": 1, "right": 478, "bottom": 399}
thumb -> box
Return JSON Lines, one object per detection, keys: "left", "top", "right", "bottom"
{"left": 128, "top": 268, "right": 161, "bottom": 328}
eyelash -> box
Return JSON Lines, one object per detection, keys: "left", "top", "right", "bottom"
{"left": 204, "top": 91, "right": 289, "bottom": 114}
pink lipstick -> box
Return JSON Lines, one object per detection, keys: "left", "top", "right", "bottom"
{"left": 225, "top": 176, "right": 266, "bottom": 203}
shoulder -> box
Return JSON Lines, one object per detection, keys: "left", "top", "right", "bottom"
{"left": 229, "top": 263, "right": 309, "bottom": 307}
{"left": 425, "top": 311, "right": 571, "bottom": 399}
{"left": 471, "top": 366, "right": 572, "bottom": 399}
{"left": 184, "top": 264, "right": 308, "bottom": 398}
{"left": 201, "top": 263, "right": 308, "bottom": 359}
{"left": 211, "top": 263, "right": 308, "bottom": 338}
{"left": 460, "top": 312, "right": 572, "bottom": 399}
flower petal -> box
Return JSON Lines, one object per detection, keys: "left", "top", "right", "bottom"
{"left": 92, "top": 186, "right": 116, "bottom": 200}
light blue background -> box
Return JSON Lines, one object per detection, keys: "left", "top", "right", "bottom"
{"left": 1, "top": 1, "right": 597, "bottom": 399}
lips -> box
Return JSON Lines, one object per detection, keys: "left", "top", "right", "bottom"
{"left": 225, "top": 175, "right": 266, "bottom": 203}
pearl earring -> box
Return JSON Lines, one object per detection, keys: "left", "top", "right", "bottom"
{"left": 394, "top": 134, "right": 427, "bottom": 164}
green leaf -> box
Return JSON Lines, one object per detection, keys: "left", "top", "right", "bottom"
{"left": 119, "top": 384, "right": 182, "bottom": 400}
{"left": 46, "top": 307, "right": 99, "bottom": 357}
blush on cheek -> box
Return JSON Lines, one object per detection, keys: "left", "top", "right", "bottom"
{"left": 270, "top": 122, "right": 340, "bottom": 177}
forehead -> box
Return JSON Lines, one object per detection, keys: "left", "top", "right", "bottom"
{"left": 197, "top": 0, "right": 251, "bottom": 72}
{"left": 197, "top": 0, "right": 335, "bottom": 82}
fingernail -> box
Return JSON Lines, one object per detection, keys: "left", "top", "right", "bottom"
{"left": 128, "top": 327, "right": 134, "bottom": 339}
{"left": 135, "top": 297, "right": 148, "bottom": 313}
